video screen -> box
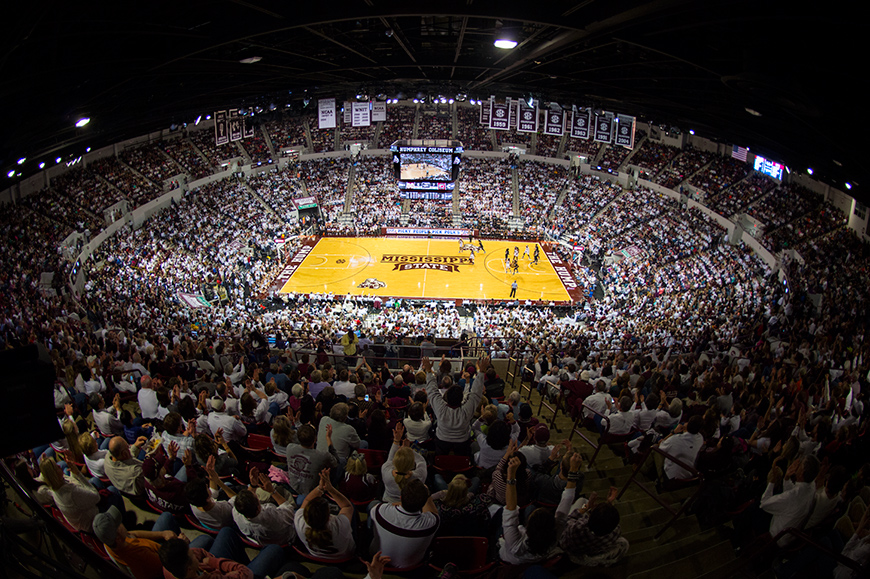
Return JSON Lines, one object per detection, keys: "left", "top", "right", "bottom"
{"left": 400, "top": 152, "right": 453, "bottom": 181}
{"left": 753, "top": 155, "right": 783, "bottom": 181}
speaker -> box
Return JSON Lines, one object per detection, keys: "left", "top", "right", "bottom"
{"left": 0, "top": 343, "right": 62, "bottom": 456}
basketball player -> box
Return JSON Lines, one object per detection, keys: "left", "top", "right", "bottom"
{"left": 459, "top": 238, "right": 464, "bottom": 253}
{"left": 505, "top": 248, "right": 510, "bottom": 261}
{"left": 523, "top": 244, "right": 530, "bottom": 259}
{"left": 514, "top": 246, "right": 519, "bottom": 259}
{"left": 533, "top": 245, "right": 540, "bottom": 265}
{"left": 504, "top": 257, "right": 511, "bottom": 273}
{"left": 477, "top": 239, "right": 484, "bottom": 252}
{"left": 511, "top": 257, "right": 519, "bottom": 275}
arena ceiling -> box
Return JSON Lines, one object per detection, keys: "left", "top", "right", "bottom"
{"left": 2, "top": 1, "right": 861, "bottom": 199}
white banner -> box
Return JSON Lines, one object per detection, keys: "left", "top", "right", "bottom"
{"left": 384, "top": 227, "right": 473, "bottom": 237}
{"left": 343, "top": 101, "right": 353, "bottom": 125}
{"left": 544, "top": 108, "right": 565, "bottom": 136}
{"left": 518, "top": 102, "right": 538, "bottom": 132}
{"left": 352, "top": 102, "right": 371, "bottom": 127}
{"left": 318, "top": 98, "right": 336, "bottom": 129}
{"left": 371, "top": 101, "right": 386, "bottom": 122}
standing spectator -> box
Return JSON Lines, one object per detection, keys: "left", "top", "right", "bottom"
{"left": 369, "top": 478, "right": 439, "bottom": 569}
{"left": 425, "top": 356, "right": 487, "bottom": 455}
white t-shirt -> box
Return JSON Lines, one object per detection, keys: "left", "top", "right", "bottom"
{"left": 294, "top": 509, "right": 355, "bottom": 560}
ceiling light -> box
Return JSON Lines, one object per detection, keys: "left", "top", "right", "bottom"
{"left": 807, "top": 168, "right": 813, "bottom": 175}
{"left": 195, "top": 115, "right": 202, "bottom": 125}
{"left": 689, "top": 130, "right": 695, "bottom": 135}
{"left": 833, "top": 160, "right": 842, "bottom": 167}
{"left": 494, "top": 39, "right": 518, "bottom": 49}
{"left": 239, "top": 56, "right": 262, "bottom": 64}
{"left": 86, "top": 147, "right": 91, "bottom": 152}
{"left": 206, "top": 115, "right": 212, "bottom": 120}
{"left": 845, "top": 182, "right": 852, "bottom": 190}
{"left": 448, "top": 98, "right": 454, "bottom": 104}
{"left": 17, "top": 157, "right": 25, "bottom": 165}
{"left": 56, "top": 157, "right": 62, "bottom": 163}
{"left": 527, "top": 96, "right": 534, "bottom": 107}
{"left": 39, "top": 162, "right": 45, "bottom": 169}
{"left": 75, "top": 117, "right": 90, "bottom": 127}
{"left": 744, "top": 107, "right": 762, "bottom": 117}
{"left": 7, "top": 170, "right": 14, "bottom": 178}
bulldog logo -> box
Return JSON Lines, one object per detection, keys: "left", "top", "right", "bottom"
{"left": 358, "top": 278, "right": 387, "bottom": 289}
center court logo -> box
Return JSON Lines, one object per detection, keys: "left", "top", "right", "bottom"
{"left": 381, "top": 254, "right": 471, "bottom": 273}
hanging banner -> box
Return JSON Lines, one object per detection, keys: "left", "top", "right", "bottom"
{"left": 594, "top": 111, "right": 614, "bottom": 143}
{"left": 489, "top": 98, "right": 510, "bottom": 130}
{"left": 371, "top": 101, "right": 386, "bottom": 122}
{"left": 480, "top": 98, "right": 491, "bottom": 126}
{"left": 343, "top": 101, "right": 353, "bottom": 125}
{"left": 228, "top": 109, "right": 242, "bottom": 142}
{"left": 518, "top": 102, "right": 538, "bottom": 133}
{"left": 508, "top": 100, "right": 518, "bottom": 130}
{"left": 615, "top": 114, "right": 636, "bottom": 148}
{"left": 570, "top": 109, "right": 591, "bottom": 140}
{"left": 544, "top": 108, "right": 565, "bottom": 136}
{"left": 317, "top": 98, "right": 336, "bottom": 129}
{"left": 243, "top": 118, "right": 255, "bottom": 139}
{"left": 214, "top": 110, "right": 229, "bottom": 146}
{"left": 352, "top": 102, "right": 371, "bottom": 127}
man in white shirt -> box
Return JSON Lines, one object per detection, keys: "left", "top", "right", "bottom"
{"left": 332, "top": 369, "right": 356, "bottom": 399}
{"left": 90, "top": 393, "right": 125, "bottom": 437}
{"left": 760, "top": 454, "right": 821, "bottom": 545}
{"left": 232, "top": 477, "right": 296, "bottom": 545}
{"left": 137, "top": 376, "right": 160, "bottom": 420}
{"left": 207, "top": 397, "right": 248, "bottom": 444}
{"left": 606, "top": 395, "right": 639, "bottom": 436}
{"left": 370, "top": 478, "right": 439, "bottom": 569}
{"left": 584, "top": 381, "right": 611, "bottom": 421}
{"left": 316, "top": 403, "right": 361, "bottom": 463}
{"left": 657, "top": 416, "right": 705, "bottom": 481}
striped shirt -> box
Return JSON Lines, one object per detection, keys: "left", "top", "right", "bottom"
{"left": 370, "top": 503, "right": 439, "bottom": 569}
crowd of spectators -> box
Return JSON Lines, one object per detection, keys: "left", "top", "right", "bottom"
{"left": 705, "top": 172, "right": 776, "bottom": 218}
{"left": 189, "top": 128, "right": 239, "bottom": 168}
{"left": 498, "top": 128, "right": 533, "bottom": 147}
{"left": 161, "top": 137, "right": 212, "bottom": 180}
{"left": 241, "top": 131, "right": 274, "bottom": 165}
{"left": 629, "top": 138, "right": 678, "bottom": 178}
{"left": 378, "top": 105, "right": 416, "bottom": 148}
{"left": 418, "top": 110, "right": 453, "bottom": 140}
{"left": 247, "top": 166, "right": 306, "bottom": 224}
{"left": 348, "top": 156, "right": 403, "bottom": 232}
{"left": 517, "top": 160, "right": 567, "bottom": 232}
{"left": 564, "top": 138, "right": 600, "bottom": 159}
{"left": 655, "top": 146, "right": 714, "bottom": 190}
{"left": 6, "top": 116, "right": 870, "bottom": 579}
{"left": 456, "top": 106, "right": 492, "bottom": 151}
{"left": 689, "top": 154, "right": 751, "bottom": 195}
{"left": 91, "top": 157, "right": 162, "bottom": 207}
{"left": 265, "top": 117, "right": 308, "bottom": 151}
{"left": 121, "top": 144, "right": 181, "bottom": 186}
{"left": 535, "top": 131, "right": 562, "bottom": 158}
{"left": 339, "top": 121, "right": 375, "bottom": 144}
{"left": 598, "top": 143, "right": 632, "bottom": 171}
{"left": 309, "top": 126, "right": 336, "bottom": 154}
{"left": 50, "top": 165, "right": 125, "bottom": 215}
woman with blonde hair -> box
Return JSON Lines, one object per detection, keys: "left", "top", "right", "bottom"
{"left": 381, "top": 423, "right": 426, "bottom": 504}
{"left": 38, "top": 457, "right": 102, "bottom": 533}
{"left": 432, "top": 473, "right": 492, "bottom": 537}
{"left": 295, "top": 469, "right": 356, "bottom": 560}
{"left": 340, "top": 451, "right": 379, "bottom": 505}
{"left": 61, "top": 420, "right": 85, "bottom": 466}
{"left": 79, "top": 433, "right": 108, "bottom": 480}
{"left": 270, "top": 414, "right": 295, "bottom": 456}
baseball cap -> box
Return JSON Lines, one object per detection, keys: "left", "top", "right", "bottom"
{"left": 92, "top": 505, "right": 122, "bottom": 545}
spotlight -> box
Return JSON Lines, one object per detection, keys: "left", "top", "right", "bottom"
{"left": 17, "top": 157, "right": 25, "bottom": 165}
{"left": 6, "top": 170, "right": 14, "bottom": 178}
{"left": 494, "top": 38, "right": 518, "bottom": 50}
{"left": 689, "top": 130, "right": 695, "bottom": 135}
{"left": 448, "top": 98, "right": 454, "bottom": 104}
{"left": 195, "top": 115, "right": 202, "bottom": 125}
{"left": 206, "top": 115, "right": 212, "bottom": 120}
{"left": 526, "top": 96, "right": 534, "bottom": 107}
{"left": 86, "top": 147, "right": 91, "bottom": 152}
{"left": 845, "top": 182, "right": 852, "bottom": 190}
{"left": 385, "top": 28, "right": 394, "bottom": 38}
{"left": 56, "top": 157, "right": 62, "bottom": 163}
{"left": 39, "top": 162, "right": 45, "bottom": 169}
{"left": 239, "top": 56, "right": 262, "bottom": 64}
{"left": 807, "top": 168, "right": 813, "bottom": 175}
{"left": 75, "top": 117, "right": 90, "bottom": 127}
{"left": 744, "top": 107, "right": 762, "bottom": 117}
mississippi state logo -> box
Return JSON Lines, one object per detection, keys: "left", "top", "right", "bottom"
{"left": 600, "top": 122, "right": 607, "bottom": 130}
{"left": 577, "top": 119, "right": 586, "bottom": 127}
{"left": 550, "top": 115, "right": 559, "bottom": 124}
{"left": 523, "top": 111, "right": 533, "bottom": 120}
{"left": 336, "top": 259, "right": 346, "bottom": 264}
{"left": 621, "top": 127, "right": 629, "bottom": 135}
{"left": 358, "top": 278, "right": 387, "bottom": 289}
{"left": 495, "top": 109, "right": 505, "bottom": 117}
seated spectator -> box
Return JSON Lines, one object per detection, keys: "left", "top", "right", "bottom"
{"left": 105, "top": 436, "right": 148, "bottom": 498}
{"left": 761, "top": 454, "right": 821, "bottom": 546}
{"left": 366, "top": 409, "right": 393, "bottom": 452}
{"left": 316, "top": 402, "right": 361, "bottom": 463}
{"left": 473, "top": 418, "right": 518, "bottom": 469}
{"left": 207, "top": 397, "right": 247, "bottom": 444}
{"left": 295, "top": 469, "right": 356, "bottom": 560}
{"left": 79, "top": 432, "right": 109, "bottom": 480}
{"left": 158, "top": 528, "right": 285, "bottom": 579}
{"left": 39, "top": 457, "right": 103, "bottom": 533}
{"left": 657, "top": 415, "right": 705, "bottom": 482}
{"left": 340, "top": 451, "right": 379, "bottom": 505}
{"left": 91, "top": 393, "right": 125, "bottom": 437}
{"left": 93, "top": 507, "right": 185, "bottom": 579}
{"left": 432, "top": 474, "right": 491, "bottom": 537}
{"left": 286, "top": 423, "right": 338, "bottom": 496}
{"left": 369, "top": 478, "right": 439, "bottom": 569}
{"left": 557, "top": 456, "right": 628, "bottom": 566}
{"left": 269, "top": 415, "right": 295, "bottom": 456}
{"left": 499, "top": 455, "right": 562, "bottom": 565}
{"left": 142, "top": 442, "right": 193, "bottom": 514}
{"left": 403, "top": 402, "right": 432, "bottom": 444}
{"left": 519, "top": 424, "right": 553, "bottom": 467}
{"left": 232, "top": 471, "right": 296, "bottom": 546}
{"left": 382, "top": 424, "right": 427, "bottom": 504}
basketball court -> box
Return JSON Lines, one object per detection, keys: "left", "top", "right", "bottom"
{"left": 400, "top": 162, "right": 451, "bottom": 180}
{"left": 277, "top": 237, "right": 576, "bottom": 302}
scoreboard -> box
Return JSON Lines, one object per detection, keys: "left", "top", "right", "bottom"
{"left": 391, "top": 140, "right": 462, "bottom": 201}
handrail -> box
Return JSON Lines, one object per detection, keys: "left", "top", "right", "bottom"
{"left": 570, "top": 403, "right": 611, "bottom": 468}
{"left": 0, "top": 459, "right": 129, "bottom": 579}
{"left": 749, "top": 528, "right": 867, "bottom": 575}
{"left": 616, "top": 444, "right": 704, "bottom": 541}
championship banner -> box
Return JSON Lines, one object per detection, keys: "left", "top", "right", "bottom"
{"left": 228, "top": 109, "right": 242, "bottom": 142}
{"left": 544, "top": 108, "right": 565, "bottom": 136}
{"left": 508, "top": 100, "right": 518, "bottom": 130}
{"left": 570, "top": 109, "right": 591, "bottom": 140}
{"left": 243, "top": 118, "right": 255, "bottom": 139}
{"left": 480, "top": 98, "right": 491, "bottom": 126}
{"left": 317, "top": 98, "right": 336, "bottom": 129}
{"left": 615, "top": 114, "right": 636, "bottom": 148}
{"left": 343, "top": 102, "right": 353, "bottom": 125}
{"left": 489, "top": 99, "right": 510, "bottom": 130}
{"left": 177, "top": 291, "right": 212, "bottom": 309}
{"left": 371, "top": 101, "right": 386, "bottom": 122}
{"left": 351, "top": 102, "right": 371, "bottom": 127}
{"left": 594, "top": 111, "right": 614, "bottom": 144}
{"left": 214, "top": 110, "right": 229, "bottom": 146}
{"left": 518, "top": 101, "right": 538, "bottom": 133}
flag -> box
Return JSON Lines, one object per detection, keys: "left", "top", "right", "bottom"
{"left": 732, "top": 145, "right": 748, "bottom": 162}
